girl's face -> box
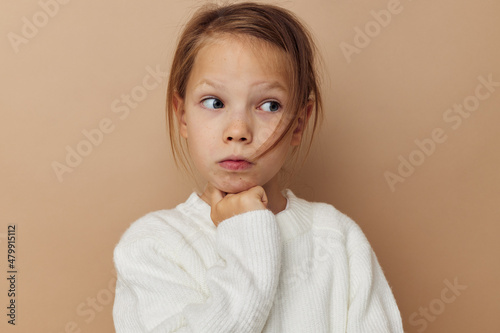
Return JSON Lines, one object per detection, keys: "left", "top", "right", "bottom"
{"left": 174, "top": 35, "right": 306, "bottom": 195}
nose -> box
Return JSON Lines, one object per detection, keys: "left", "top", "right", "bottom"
{"left": 223, "top": 113, "right": 253, "bottom": 144}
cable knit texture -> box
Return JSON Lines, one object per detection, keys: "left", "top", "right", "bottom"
{"left": 113, "top": 189, "right": 404, "bottom": 332}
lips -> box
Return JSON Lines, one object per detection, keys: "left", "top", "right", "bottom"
{"left": 218, "top": 155, "right": 251, "bottom": 163}
{"left": 218, "top": 155, "right": 253, "bottom": 171}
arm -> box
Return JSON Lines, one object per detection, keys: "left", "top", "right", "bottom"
{"left": 113, "top": 209, "right": 281, "bottom": 333}
{"left": 345, "top": 219, "right": 404, "bottom": 333}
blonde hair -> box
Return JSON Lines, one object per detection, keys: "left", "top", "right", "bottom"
{"left": 167, "top": 1, "right": 324, "bottom": 188}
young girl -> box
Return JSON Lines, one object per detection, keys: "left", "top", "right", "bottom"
{"left": 113, "top": 2, "right": 404, "bottom": 332}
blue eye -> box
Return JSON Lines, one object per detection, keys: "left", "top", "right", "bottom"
{"left": 202, "top": 98, "right": 224, "bottom": 109}
{"left": 260, "top": 101, "right": 281, "bottom": 112}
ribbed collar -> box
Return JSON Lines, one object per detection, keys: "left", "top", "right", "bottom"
{"left": 177, "top": 188, "right": 313, "bottom": 242}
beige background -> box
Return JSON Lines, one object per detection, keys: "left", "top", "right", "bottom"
{"left": 1, "top": 0, "right": 499, "bottom": 332}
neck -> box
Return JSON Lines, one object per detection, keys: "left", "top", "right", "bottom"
{"left": 262, "top": 177, "right": 287, "bottom": 215}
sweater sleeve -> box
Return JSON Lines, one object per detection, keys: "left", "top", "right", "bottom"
{"left": 345, "top": 219, "right": 404, "bottom": 333}
{"left": 113, "top": 209, "right": 282, "bottom": 333}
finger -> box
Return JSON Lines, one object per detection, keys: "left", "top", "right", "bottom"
{"left": 249, "top": 186, "right": 268, "bottom": 208}
{"left": 259, "top": 187, "right": 268, "bottom": 208}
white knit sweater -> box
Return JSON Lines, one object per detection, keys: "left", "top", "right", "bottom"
{"left": 113, "top": 189, "right": 404, "bottom": 332}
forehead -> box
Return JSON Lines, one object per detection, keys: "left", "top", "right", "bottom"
{"left": 188, "top": 34, "right": 291, "bottom": 88}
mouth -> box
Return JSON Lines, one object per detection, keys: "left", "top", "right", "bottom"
{"left": 218, "top": 155, "right": 253, "bottom": 171}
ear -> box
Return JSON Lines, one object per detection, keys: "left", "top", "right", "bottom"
{"left": 290, "top": 100, "right": 313, "bottom": 146}
{"left": 173, "top": 91, "right": 188, "bottom": 139}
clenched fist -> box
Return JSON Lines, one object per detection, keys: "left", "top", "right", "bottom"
{"left": 201, "top": 183, "right": 269, "bottom": 227}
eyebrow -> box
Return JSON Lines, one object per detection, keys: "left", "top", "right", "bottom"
{"left": 194, "top": 79, "right": 226, "bottom": 92}
{"left": 194, "top": 79, "right": 288, "bottom": 93}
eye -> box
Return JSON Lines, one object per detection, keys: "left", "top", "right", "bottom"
{"left": 260, "top": 101, "right": 281, "bottom": 112}
{"left": 202, "top": 98, "right": 224, "bottom": 109}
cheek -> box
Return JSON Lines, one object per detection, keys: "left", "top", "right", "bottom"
{"left": 185, "top": 115, "right": 213, "bottom": 142}
{"left": 187, "top": 133, "right": 216, "bottom": 159}
{"left": 255, "top": 115, "right": 288, "bottom": 148}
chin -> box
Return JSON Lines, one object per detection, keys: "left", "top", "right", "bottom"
{"left": 221, "top": 185, "right": 253, "bottom": 194}
{"left": 215, "top": 180, "right": 259, "bottom": 194}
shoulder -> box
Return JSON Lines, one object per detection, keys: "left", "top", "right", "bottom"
{"left": 114, "top": 205, "right": 206, "bottom": 255}
{"left": 282, "top": 189, "right": 371, "bottom": 246}
{"left": 306, "top": 198, "right": 371, "bottom": 249}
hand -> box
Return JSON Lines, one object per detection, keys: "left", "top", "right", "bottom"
{"left": 201, "top": 183, "right": 269, "bottom": 227}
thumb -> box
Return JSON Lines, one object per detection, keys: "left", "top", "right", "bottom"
{"left": 260, "top": 190, "right": 268, "bottom": 208}
{"left": 251, "top": 186, "right": 268, "bottom": 208}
